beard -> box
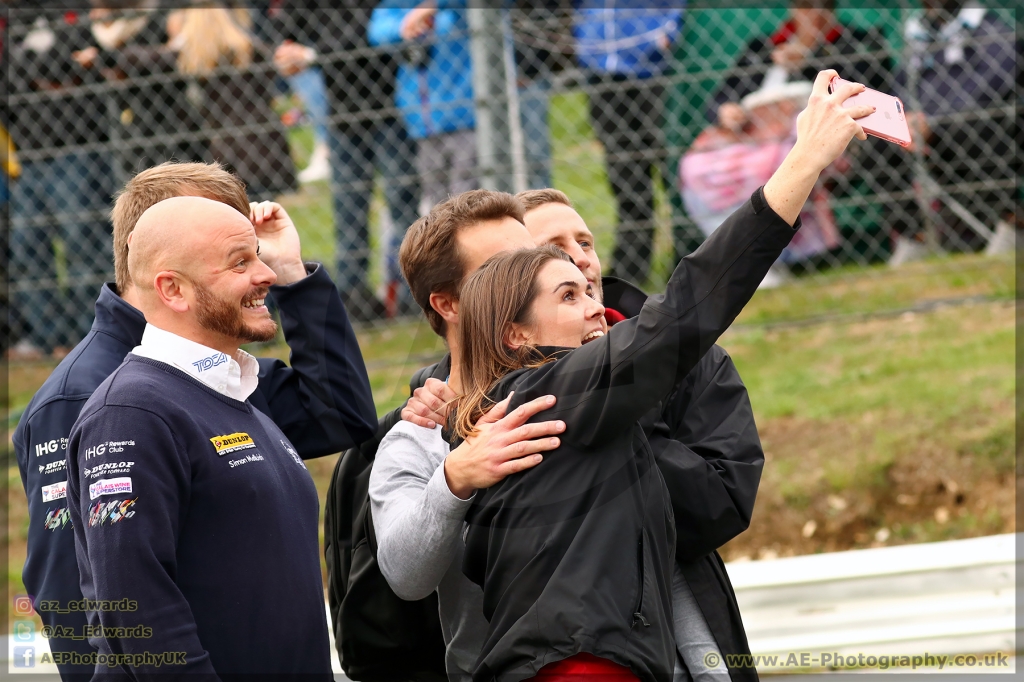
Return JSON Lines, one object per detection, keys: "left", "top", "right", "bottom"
{"left": 193, "top": 281, "right": 278, "bottom": 343}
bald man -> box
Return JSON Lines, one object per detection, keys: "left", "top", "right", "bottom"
{"left": 14, "top": 162, "right": 375, "bottom": 681}
{"left": 65, "top": 197, "right": 334, "bottom": 679}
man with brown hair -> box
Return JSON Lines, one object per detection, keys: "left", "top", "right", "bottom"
{"left": 325, "top": 189, "right": 564, "bottom": 681}
{"left": 14, "top": 161, "right": 376, "bottom": 680}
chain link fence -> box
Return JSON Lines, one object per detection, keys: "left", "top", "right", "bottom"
{"left": 3, "top": 2, "right": 1019, "bottom": 354}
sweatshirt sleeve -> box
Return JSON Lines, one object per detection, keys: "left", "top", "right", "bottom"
{"left": 67, "top": 405, "right": 219, "bottom": 678}
{"left": 254, "top": 263, "right": 377, "bottom": 458}
{"left": 505, "top": 188, "right": 797, "bottom": 448}
{"left": 369, "top": 422, "right": 474, "bottom": 600}
{"left": 368, "top": 7, "right": 409, "bottom": 47}
{"left": 654, "top": 346, "right": 764, "bottom": 563}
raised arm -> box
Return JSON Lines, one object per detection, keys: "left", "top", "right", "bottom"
{"left": 249, "top": 201, "right": 376, "bottom": 457}
{"left": 506, "top": 71, "right": 873, "bottom": 445}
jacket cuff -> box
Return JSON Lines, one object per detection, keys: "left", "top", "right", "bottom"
{"left": 269, "top": 262, "right": 325, "bottom": 293}
{"left": 752, "top": 186, "right": 803, "bottom": 232}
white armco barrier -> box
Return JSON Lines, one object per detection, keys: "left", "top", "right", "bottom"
{"left": 7, "top": 534, "right": 1017, "bottom": 676}
{"left": 725, "top": 533, "right": 1018, "bottom": 673}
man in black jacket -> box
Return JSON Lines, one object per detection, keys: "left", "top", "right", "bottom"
{"left": 14, "top": 162, "right": 377, "bottom": 680}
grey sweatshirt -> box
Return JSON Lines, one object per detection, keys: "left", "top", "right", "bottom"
{"left": 369, "top": 420, "right": 727, "bottom": 682}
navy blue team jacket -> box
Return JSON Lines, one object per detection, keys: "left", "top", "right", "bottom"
{"left": 67, "top": 355, "right": 332, "bottom": 678}
{"left": 13, "top": 263, "right": 375, "bottom": 677}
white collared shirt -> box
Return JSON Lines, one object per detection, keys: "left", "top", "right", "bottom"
{"left": 132, "top": 324, "right": 260, "bottom": 402}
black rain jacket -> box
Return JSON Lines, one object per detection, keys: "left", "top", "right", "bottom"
{"left": 603, "top": 278, "right": 762, "bottom": 682}
{"left": 452, "top": 188, "right": 796, "bottom": 682}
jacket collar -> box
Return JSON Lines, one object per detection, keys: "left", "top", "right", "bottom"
{"left": 92, "top": 282, "right": 147, "bottom": 348}
{"left": 600, "top": 275, "right": 647, "bottom": 323}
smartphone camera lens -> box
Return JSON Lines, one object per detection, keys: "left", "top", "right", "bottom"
{"left": 896, "top": 101, "right": 902, "bottom": 113}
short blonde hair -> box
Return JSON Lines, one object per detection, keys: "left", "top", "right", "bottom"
{"left": 515, "top": 188, "right": 572, "bottom": 213}
{"left": 111, "top": 161, "right": 249, "bottom": 292}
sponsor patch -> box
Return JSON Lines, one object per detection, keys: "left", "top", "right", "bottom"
{"left": 38, "top": 459, "right": 67, "bottom": 475}
{"left": 89, "top": 477, "right": 133, "bottom": 500}
{"left": 83, "top": 439, "right": 135, "bottom": 460}
{"left": 210, "top": 432, "right": 255, "bottom": 456}
{"left": 34, "top": 437, "right": 68, "bottom": 457}
{"left": 41, "top": 480, "right": 67, "bottom": 502}
{"left": 88, "top": 498, "right": 137, "bottom": 527}
{"left": 83, "top": 461, "right": 135, "bottom": 479}
{"left": 193, "top": 353, "right": 228, "bottom": 372}
{"left": 44, "top": 507, "right": 71, "bottom": 531}
{"left": 281, "top": 440, "right": 305, "bottom": 468}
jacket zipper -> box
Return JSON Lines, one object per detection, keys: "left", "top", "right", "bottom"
{"left": 632, "top": 532, "right": 650, "bottom": 627}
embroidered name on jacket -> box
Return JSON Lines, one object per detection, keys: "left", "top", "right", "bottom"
{"left": 210, "top": 433, "right": 255, "bottom": 456}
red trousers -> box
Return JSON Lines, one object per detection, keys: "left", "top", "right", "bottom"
{"left": 528, "top": 653, "right": 640, "bottom": 682}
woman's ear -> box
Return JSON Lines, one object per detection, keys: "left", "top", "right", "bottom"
{"left": 504, "top": 323, "right": 533, "bottom": 350}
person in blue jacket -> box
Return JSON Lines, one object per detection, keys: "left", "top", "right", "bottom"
{"left": 369, "top": 0, "right": 478, "bottom": 210}
{"left": 13, "top": 161, "right": 377, "bottom": 680}
{"left": 574, "top": 0, "right": 684, "bottom": 284}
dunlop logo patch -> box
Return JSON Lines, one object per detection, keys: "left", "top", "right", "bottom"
{"left": 210, "top": 433, "right": 255, "bottom": 456}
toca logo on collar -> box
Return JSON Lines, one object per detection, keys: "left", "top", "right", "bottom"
{"left": 193, "top": 353, "right": 229, "bottom": 372}
{"left": 210, "top": 432, "right": 255, "bottom": 456}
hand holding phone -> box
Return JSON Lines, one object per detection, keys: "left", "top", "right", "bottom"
{"left": 828, "top": 75, "right": 913, "bottom": 147}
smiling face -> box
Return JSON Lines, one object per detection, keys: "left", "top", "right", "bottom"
{"left": 522, "top": 202, "right": 604, "bottom": 303}
{"left": 509, "top": 259, "right": 606, "bottom": 350}
{"left": 188, "top": 216, "right": 278, "bottom": 344}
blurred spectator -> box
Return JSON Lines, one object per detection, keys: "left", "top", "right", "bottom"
{"left": 573, "top": 0, "right": 683, "bottom": 284}
{"left": 510, "top": 4, "right": 573, "bottom": 190}
{"left": 708, "top": 0, "right": 890, "bottom": 127}
{"left": 892, "top": 1, "right": 1019, "bottom": 261}
{"left": 8, "top": 9, "right": 115, "bottom": 356}
{"left": 263, "top": 7, "right": 421, "bottom": 319}
{"left": 287, "top": 59, "right": 332, "bottom": 184}
{"left": 370, "top": 1, "right": 477, "bottom": 212}
{"left": 254, "top": 1, "right": 332, "bottom": 185}
{"left": 698, "top": 0, "right": 894, "bottom": 285}
{"left": 681, "top": 83, "right": 848, "bottom": 288}
{"left": 110, "top": 5, "right": 297, "bottom": 201}
{"left": 73, "top": 2, "right": 205, "bottom": 182}
{"left": 1, "top": 10, "right": 20, "bottom": 355}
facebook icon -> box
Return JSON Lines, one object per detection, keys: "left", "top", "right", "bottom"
{"left": 13, "top": 646, "right": 35, "bottom": 668}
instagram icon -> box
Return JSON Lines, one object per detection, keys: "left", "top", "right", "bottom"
{"left": 13, "top": 595, "right": 34, "bottom": 616}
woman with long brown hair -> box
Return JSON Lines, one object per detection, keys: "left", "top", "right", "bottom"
{"left": 447, "top": 186, "right": 799, "bottom": 681}
{"left": 112, "top": 4, "right": 296, "bottom": 198}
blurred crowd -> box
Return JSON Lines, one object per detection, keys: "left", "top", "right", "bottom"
{"left": 3, "top": 0, "right": 1019, "bottom": 357}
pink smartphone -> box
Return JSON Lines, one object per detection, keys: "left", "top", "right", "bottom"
{"left": 828, "top": 75, "right": 913, "bottom": 147}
